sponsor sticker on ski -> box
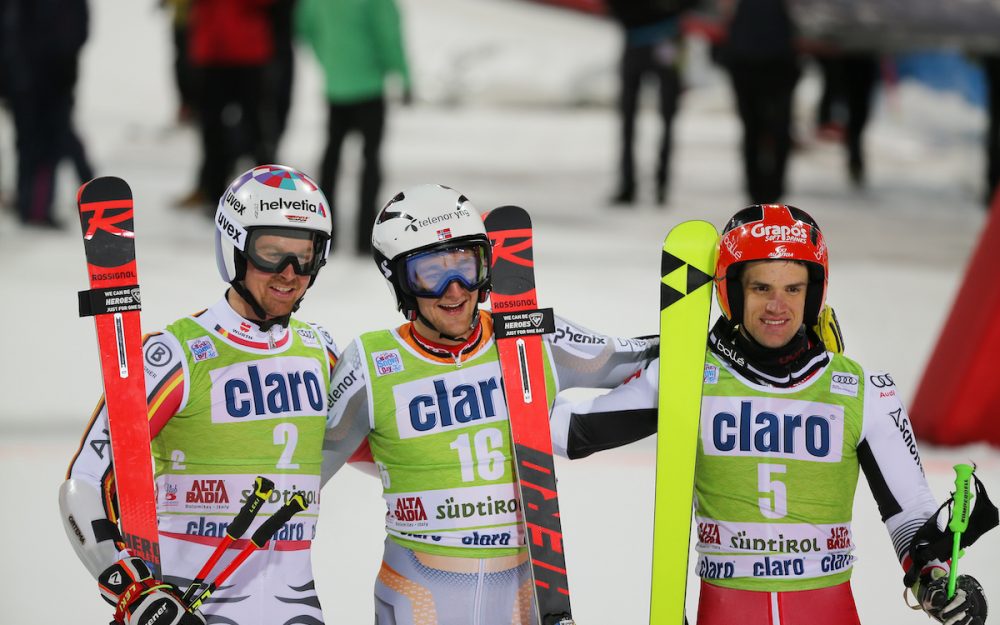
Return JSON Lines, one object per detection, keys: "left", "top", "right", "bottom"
{"left": 492, "top": 308, "right": 555, "bottom": 338}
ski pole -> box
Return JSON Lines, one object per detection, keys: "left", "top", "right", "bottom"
{"left": 947, "top": 464, "right": 975, "bottom": 599}
{"left": 181, "top": 476, "right": 275, "bottom": 604}
{"left": 187, "top": 492, "right": 308, "bottom": 612}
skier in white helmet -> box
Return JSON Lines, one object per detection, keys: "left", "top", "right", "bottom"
{"left": 549, "top": 204, "right": 995, "bottom": 625}
{"left": 319, "top": 183, "right": 658, "bottom": 624}
{"left": 60, "top": 165, "right": 341, "bottom": 625}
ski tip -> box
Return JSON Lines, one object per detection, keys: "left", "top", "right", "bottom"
{"left": 484, "top": 205, "right": 530, "bottom": 229}
{"left": 78, "top": 176, "right": 133, "bottom": 207}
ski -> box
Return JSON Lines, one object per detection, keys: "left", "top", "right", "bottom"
{"left": 650, "top": 220, "right": 718, "bottom": 625}
{"left": 77, "top": 176, "right": 160, "bottom": 572}
{"left": 485, "top": 206, "right": 573, "bottom": 625}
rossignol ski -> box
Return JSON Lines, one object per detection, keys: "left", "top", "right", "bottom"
{"left": 77, "top": 176, "right": 160, "bottom": 572}
{"left": 485, "top": 205, "right": 574, "bottom": 625}
{"left": 650, "top": 220, "right": 718, "bottom": 625}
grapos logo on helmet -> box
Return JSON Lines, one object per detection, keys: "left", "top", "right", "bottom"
{"left": 751, "top": 223, "right": 808, "bottom": 243}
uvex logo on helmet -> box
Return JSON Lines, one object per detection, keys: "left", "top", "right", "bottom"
{"left": 750, "top": 223, "right": 808, "bottom": 243}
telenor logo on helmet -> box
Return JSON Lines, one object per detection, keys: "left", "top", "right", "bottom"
{"left": 750, "top": 223, "right": 808, "bottom": 244}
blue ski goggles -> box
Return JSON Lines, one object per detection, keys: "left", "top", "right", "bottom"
{"left": 244, "top": 227, "right": 328, "bottom": 276}
{"left": 401, "top": 244, "right": 490, "bottom": 298}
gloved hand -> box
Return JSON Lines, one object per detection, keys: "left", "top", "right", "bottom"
{"left": 98, "top": 556, "right": 206, "bottom": 625}
{"left": 912, "top": 569, "right": 988, "bottom": 625}
{"left": 813, "top": 304, "right": 845, "bottom": 354}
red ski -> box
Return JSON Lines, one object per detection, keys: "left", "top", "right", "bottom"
{"left": 485, "top": 205, "right": 574, "bottom": 625}
{"left": 77, "top": 177, "right": 160, "bottom": 571}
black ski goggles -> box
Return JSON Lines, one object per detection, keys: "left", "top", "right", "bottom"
{"left": 244, "top": 227, "right": 328, "bottom": 276}
{"left": 401, "top": 244, "right": 490, "bottom": 298}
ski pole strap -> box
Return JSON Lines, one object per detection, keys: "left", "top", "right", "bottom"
{"left": 78, "top": 285, "right": 142, "bottom": 317}
{"left": 948, "top": 464, "right": 975, "bottom": 599}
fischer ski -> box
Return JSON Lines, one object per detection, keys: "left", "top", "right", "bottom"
{"left": 485, "top": 206, "right": 574, "bottom": 625}
{"left": 649, "top": 220, "right": 718, "bottom": 625}
{"left": 77, "top": 176, "right": 160, "bottom": 572}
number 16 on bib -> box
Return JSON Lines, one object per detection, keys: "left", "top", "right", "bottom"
{"left": 650, "top": 220, "right": 717, "bottom": 625}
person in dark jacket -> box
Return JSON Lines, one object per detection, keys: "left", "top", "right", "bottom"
{"left": 606, "top": 0, "right": 693, "bottom": 206}
{"left": 721, "top": 0, "right": 800, "bottom": 204}
{"left": 2, "top": 0, "right": 93, "bottom": 228}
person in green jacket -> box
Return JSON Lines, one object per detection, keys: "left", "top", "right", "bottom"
{"left": 296, "top": 0, "right": 412, "bottom": 256}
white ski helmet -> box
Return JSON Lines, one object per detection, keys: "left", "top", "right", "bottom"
{"left": 372, "top": 184, "right": 492, "bottom": 320}
{"left": 214, "top": 164, "right": 332, "bottom": 288}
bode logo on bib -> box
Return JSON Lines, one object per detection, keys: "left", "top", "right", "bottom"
{"left": 701, "top": 397, "right": 845, "bottom": 462}
{"left": 209, "top": 356, "right": 326, "bottom": 423}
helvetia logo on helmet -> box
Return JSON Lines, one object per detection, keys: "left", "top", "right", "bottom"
{"left": 259, "top": 197, "right": 324, "bottom": 215}
{"left": 750, "top": 223, "right": 808, "bottom": 243}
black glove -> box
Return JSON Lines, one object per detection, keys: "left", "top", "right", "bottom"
{"left": 98, "top": 556, "right": 206, "bottom": 625}
{"left": 913, "top": 572, "right": 988, "bottom": 625}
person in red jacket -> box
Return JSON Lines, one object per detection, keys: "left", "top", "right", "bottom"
{"left": 179, "top": 0, "right": 277, "bottom": 214}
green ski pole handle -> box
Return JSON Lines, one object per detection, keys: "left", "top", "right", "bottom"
{"left": 947, "top": 464, "right": 975, "bottom": 599}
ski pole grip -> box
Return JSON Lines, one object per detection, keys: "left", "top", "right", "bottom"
{"left": 226, "top": 476, "right": 275, "bottom": 540}
{"left": 248, "top": 492, "right": 307, "bottom": 548}
{"left": 948, "top": 463, "right": 975, "bottom": 599}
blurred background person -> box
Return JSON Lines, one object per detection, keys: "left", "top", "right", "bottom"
{"left": 296, "top": 0, "right": 411, "bottom": 256}
{"left": 177, "top": 0, "right": 276, "bottom": 213}
{"left": 605, "top": 0, "right": 693, "bottom": 207}
{"left": 2, "top": 0, "right": 93, "bottom": 229}
{"left": 161, "top": 0, "right": 197, "bottom": 125}
{"left": 265, "top": 0, "right": 296, "bottom": 154}
{"left": 813, "top": 50, "right": 881, "bottom": 188}
{"left": 719, "top": 0, "right": 800, "bottom": 204}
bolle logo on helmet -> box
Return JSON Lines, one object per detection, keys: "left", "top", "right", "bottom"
{"left": 724, "top": 235, "right": 743, "bottom": 260}
{"left": 750, "top": 223, "right": 808, "bottom": 244}
{"left": 259, "top": 197, "right": 324, "bottom": 215}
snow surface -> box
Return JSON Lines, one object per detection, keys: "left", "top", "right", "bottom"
{"left": 1, "top": 0, "right": 998, "bottom": 622}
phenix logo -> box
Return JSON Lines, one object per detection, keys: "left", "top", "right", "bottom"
{"left": 750, "top": 223, "right": 808, "bottom": 243}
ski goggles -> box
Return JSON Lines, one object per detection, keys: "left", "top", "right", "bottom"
{"left": 244, "top": 227, "right": 328, "bottom": 276}
{"left": 401, "top": 244, "right": 490, "bottom": 298}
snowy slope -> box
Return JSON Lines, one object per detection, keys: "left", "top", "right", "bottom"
{"left": 0, "top": 0, "right": 997, "bottom": 623}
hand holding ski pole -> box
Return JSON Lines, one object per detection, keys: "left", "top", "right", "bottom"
{"left": 186, "top": 492, "right": 308, "bottom": 612}
{"left": 947, "top": 464, "right": 975, "bottom": 599}
{"left": 181, "top": 476, "right": 275, "bottom": 604}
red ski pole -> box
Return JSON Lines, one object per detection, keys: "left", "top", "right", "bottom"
{"left": 181, "top": 476, "right": 275, "bottom": 604}
{"left": 187, "top": 492, "right": 308, "bottom": 612}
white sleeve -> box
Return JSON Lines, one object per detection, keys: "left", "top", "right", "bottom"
{"left": 545, "top": 315, "right": 658, "bottom": 392}
{"left": 857, "top": 369, "right": 940, "bottom": 563}
{"left": 551, "top": 359, "right": 659, "bottom": 459}
{"left": 322, "top": 338, "right": 374, "bottom": 485}
{"left": 60, "top": 331, "right": 187, "bottom": 579}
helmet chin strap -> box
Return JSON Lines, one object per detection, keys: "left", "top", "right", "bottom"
{"left": 230, "top": 280, "right": 300, "bottom": 331}
{"left": 415, "top": 304, "right": 481, "bottom": 343}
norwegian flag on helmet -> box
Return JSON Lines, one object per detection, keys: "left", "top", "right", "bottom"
{"left": 436, "top": 227, "right": 453, "bottom": 241}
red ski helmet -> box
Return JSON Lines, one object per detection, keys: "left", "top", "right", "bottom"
{"left": 715, "top": 204, "right": 829, "bottom": 326}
